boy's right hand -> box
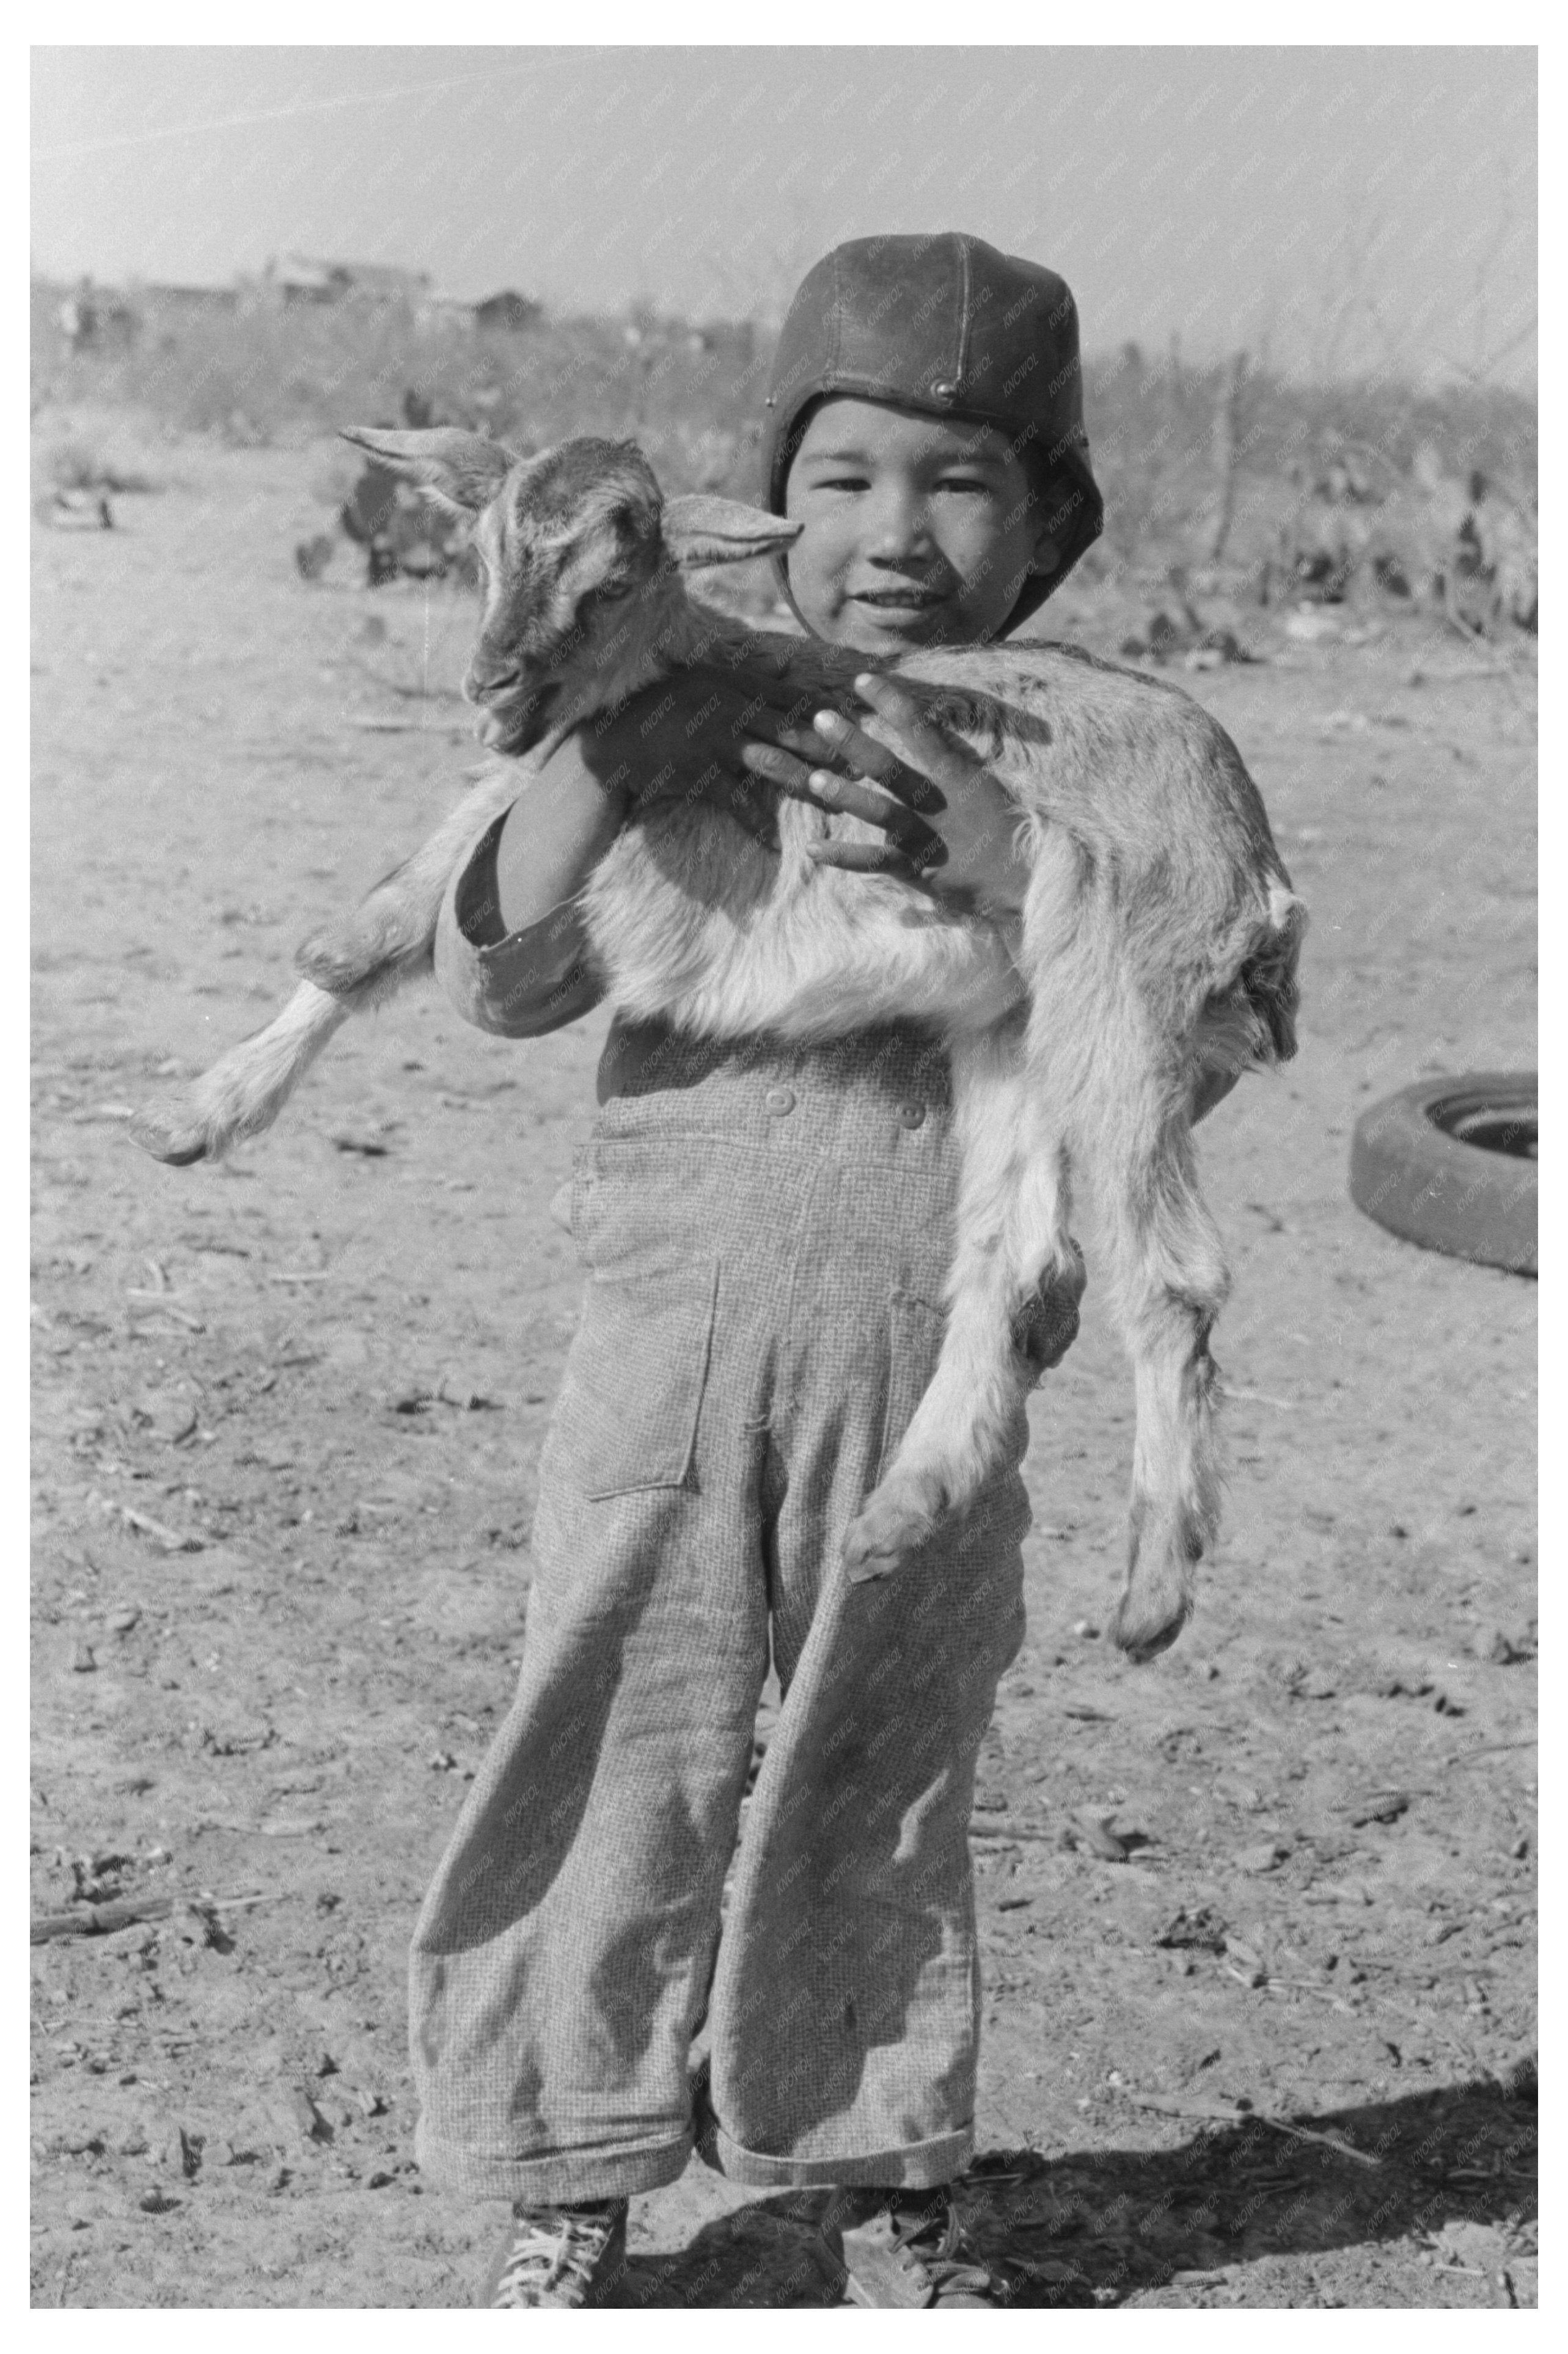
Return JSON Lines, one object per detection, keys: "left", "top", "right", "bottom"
{"left": 574, "top": 669, "right": 943, "bottom": 865}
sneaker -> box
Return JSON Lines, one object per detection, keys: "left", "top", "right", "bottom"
{"left": 480, "top": 2197, "right": 628, "bottom": 2309}
{"left": 830, "top": 2188, "right": 1015, "bottom": 2309}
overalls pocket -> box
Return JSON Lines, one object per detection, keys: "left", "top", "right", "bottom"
{"left": 553, "top": 1258, "right": 720, "bottom": 1499}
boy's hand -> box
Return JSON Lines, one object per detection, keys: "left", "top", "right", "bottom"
{"left": 575, "top": 669, "right": 950, "bottom": 869}
{"left": 786, "top": 675, "right": 1031, "bottom": 920}
{"left": 572, "top": 669, "right": 1025, "bottom": 912}
{"left": 576, "top": 668, "right": 841, "bottom": 851}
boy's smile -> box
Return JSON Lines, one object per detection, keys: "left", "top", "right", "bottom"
{"left": 783, "top": 396, "right": 1060, "bottom": 653}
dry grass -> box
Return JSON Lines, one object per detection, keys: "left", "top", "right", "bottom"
{"left": 31, "top": 279, "right": 1537, "bottom": 627}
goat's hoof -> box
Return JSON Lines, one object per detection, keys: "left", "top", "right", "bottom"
{"left": 842, "top": 1475, "right": 945, "bottom": 1584}
{"left": 1108, "top": 1587, "right": 1191, "bottom": 1664}
{"left": 128, "top": 1104, "right": 210, "bottom": 1166}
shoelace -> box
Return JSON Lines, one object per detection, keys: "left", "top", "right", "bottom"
{"left": 888, "top": 2206, "right": 1000, "bottom": 2302}
{"left": 492, "top": 2211, "right": 616, "bottom": 2304}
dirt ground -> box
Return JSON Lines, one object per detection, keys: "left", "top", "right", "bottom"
{"left": 31, "top": 416, "right": 1537, "bottom": 2309}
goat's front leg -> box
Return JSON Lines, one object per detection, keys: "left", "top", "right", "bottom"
{"left": 131, "top": 766, "right": 525, "bottom": 1165}
{"left": 842, "top": 1030, "right": 1077, "bottom": 1580}
{"left": 295, "top": 763, "right": 523, "bottom": 993}
{"left": 131, "top": 980, "right": 354, "bottom": 1164}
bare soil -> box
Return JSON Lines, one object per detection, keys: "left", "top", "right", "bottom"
{"left": 31, "top": 418, "right": 1537, "bottom": 2309}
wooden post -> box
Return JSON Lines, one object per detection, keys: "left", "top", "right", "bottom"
{"left": 1207, "top": 350, "right": 1248, "bottom": 564}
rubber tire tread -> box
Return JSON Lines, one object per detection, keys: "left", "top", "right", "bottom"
{"left": 1349, "top": 1070, "right": 1536, "bottom": 1276}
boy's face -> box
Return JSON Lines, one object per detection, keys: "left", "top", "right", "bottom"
{"left": 782, "top": 396, "right": 1059, "bottom": 653}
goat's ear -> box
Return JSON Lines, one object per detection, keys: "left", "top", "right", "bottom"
{"left": 662, "top": 495, "right": 802, "bottom": 570}
{"left": 339, "top": 427, "right": 512, "bottom": 515}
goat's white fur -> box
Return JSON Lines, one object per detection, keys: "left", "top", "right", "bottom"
{"left": 134, "top": 430, "right": 1304, "bottom": 1659}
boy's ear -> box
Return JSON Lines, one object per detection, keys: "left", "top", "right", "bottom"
{"left": 1028, "top": 528, "right": 1063, "bottom": 579}
{"left": 662, "top": 495, "right": 802, "bottom": 570}
{"left": 339, "top": 427, "right": 514, "bottom": 515}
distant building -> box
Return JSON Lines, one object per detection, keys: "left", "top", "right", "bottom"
{"left": 267, "top": 255, "right": 337, "bottom": 305}
{"left": 265, "top": 255, "right": 431, "bottom": 308}
{"left": 337, "top": 260, "right": 432, "bottom": 305}
{"left": 420, "top": 291, "right": 481, "bottom": 329}
{"left": 142, "top": 282, "right": 239, "bottom": 313}
{"left": 474, "top": 289, "right": 542, "bottom": 334}
{"left": 52, "top": 277, "right": 140, "bottom": 351}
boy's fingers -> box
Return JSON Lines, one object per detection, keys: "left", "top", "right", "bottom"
{"left": 740, "top": 740, "right": 819, "bottom": 794}
{"left": 811, "top": 709, "right": 957, "bottom": 813}
{"left": 806, "top": 839, "right": 932, "bottom": 883}
{"left": 741, "top": 741, "right": 915, "bottom": 839}
{"left": 752, "top": 719, "right": 857, "bottom": 773}
{"left": 801, "top": 769, "right": 943, "bottom": 856}
{"left": 846, "top": 676, "right": 980, "bottom": 788}
{"left": 809, "top": 708, "right": 901, "bottom": 776}
{"left": 851, "top": 671, "right": 953, "bottom": 739}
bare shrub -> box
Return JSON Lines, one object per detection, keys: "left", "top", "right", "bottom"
{"left": 30, "top": 278, "right": 1536, "bottom": 626}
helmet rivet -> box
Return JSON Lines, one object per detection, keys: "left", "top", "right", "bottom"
{"left": 931, "top": 380, "right": 957, "bottom": 401}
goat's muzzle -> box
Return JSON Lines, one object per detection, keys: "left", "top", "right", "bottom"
{"left": 471, "top": 678, "right": 563, "bottom": 755}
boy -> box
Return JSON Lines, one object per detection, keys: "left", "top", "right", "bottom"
{"left": 412, "top": 234, "right": 1232, "bottom": 2309}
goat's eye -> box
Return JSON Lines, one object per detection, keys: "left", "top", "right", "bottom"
{"left": 595, "top": 581, "right": 636, "bottom": 604}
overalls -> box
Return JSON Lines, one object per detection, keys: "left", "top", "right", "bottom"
{"left": 408, "top": 1015, "right": 1043, "bottom": 2201}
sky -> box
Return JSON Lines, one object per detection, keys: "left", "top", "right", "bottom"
{"left": 31, "top": 45, "right": 1537, "bottom": 383}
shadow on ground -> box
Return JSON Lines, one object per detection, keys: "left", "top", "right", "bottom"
{"left": 604, "top": 2072, "right": 1537, "bottom": 2308}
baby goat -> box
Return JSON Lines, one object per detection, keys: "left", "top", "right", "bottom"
{"left": 134, "top": 429, "right": 1304, "bottom": 1660}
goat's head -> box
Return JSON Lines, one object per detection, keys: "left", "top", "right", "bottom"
{"left": 340, "top": 428, "right": 802, "bottom": 754}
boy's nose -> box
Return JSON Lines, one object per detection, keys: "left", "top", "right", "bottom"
{"left": 863, "top": 490, "right": 931, "bottom": 563}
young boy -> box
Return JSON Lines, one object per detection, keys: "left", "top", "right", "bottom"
{"left": 411, "top": 233, "right": 1233, "bottom": 2309}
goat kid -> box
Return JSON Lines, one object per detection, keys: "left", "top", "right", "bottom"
{"left": 134, "top": 429, "right": 1304, "bottom": 1660}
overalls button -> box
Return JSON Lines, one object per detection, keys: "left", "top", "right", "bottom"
{"left": 898, "top": 1101, "right": 926, "bottom": 1129}
{"left": 764, "top": 1086, "right": 796, "bottom": 1116}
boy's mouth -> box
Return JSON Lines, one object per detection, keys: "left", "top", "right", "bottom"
{"left": 852, "top": 582, "right": 946, "bottom": 612}
{"left": 847, "top": 582, "right": 956, "bottom": 644}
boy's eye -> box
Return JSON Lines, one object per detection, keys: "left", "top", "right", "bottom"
{"left": 807, "top": 473, "right": 870, "bottom": 493}
{"left": 934, "top": 475, "right": 995, "bottom": 497}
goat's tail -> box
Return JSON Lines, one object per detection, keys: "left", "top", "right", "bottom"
{"left": 130, "top": 980, "right": 355, "bottom": 1165}
{"left": 1200, "top": 878, "right": 1307, "bottom": 1079}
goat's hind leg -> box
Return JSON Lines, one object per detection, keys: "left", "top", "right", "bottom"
{"left": 843, "top": 1035, "right": 1076, "bottom": 1581}
{"left": 1099, "top": 1089, "right": 1230, "bottom": 1662}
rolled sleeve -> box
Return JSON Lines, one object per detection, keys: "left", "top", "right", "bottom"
{"left": 432, "top": 800, "right": 606, "bottom": 1040}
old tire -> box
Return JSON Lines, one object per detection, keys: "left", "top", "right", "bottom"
{"left": 1350, "top": 1071, "right": 1536, "bottom": 1275}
